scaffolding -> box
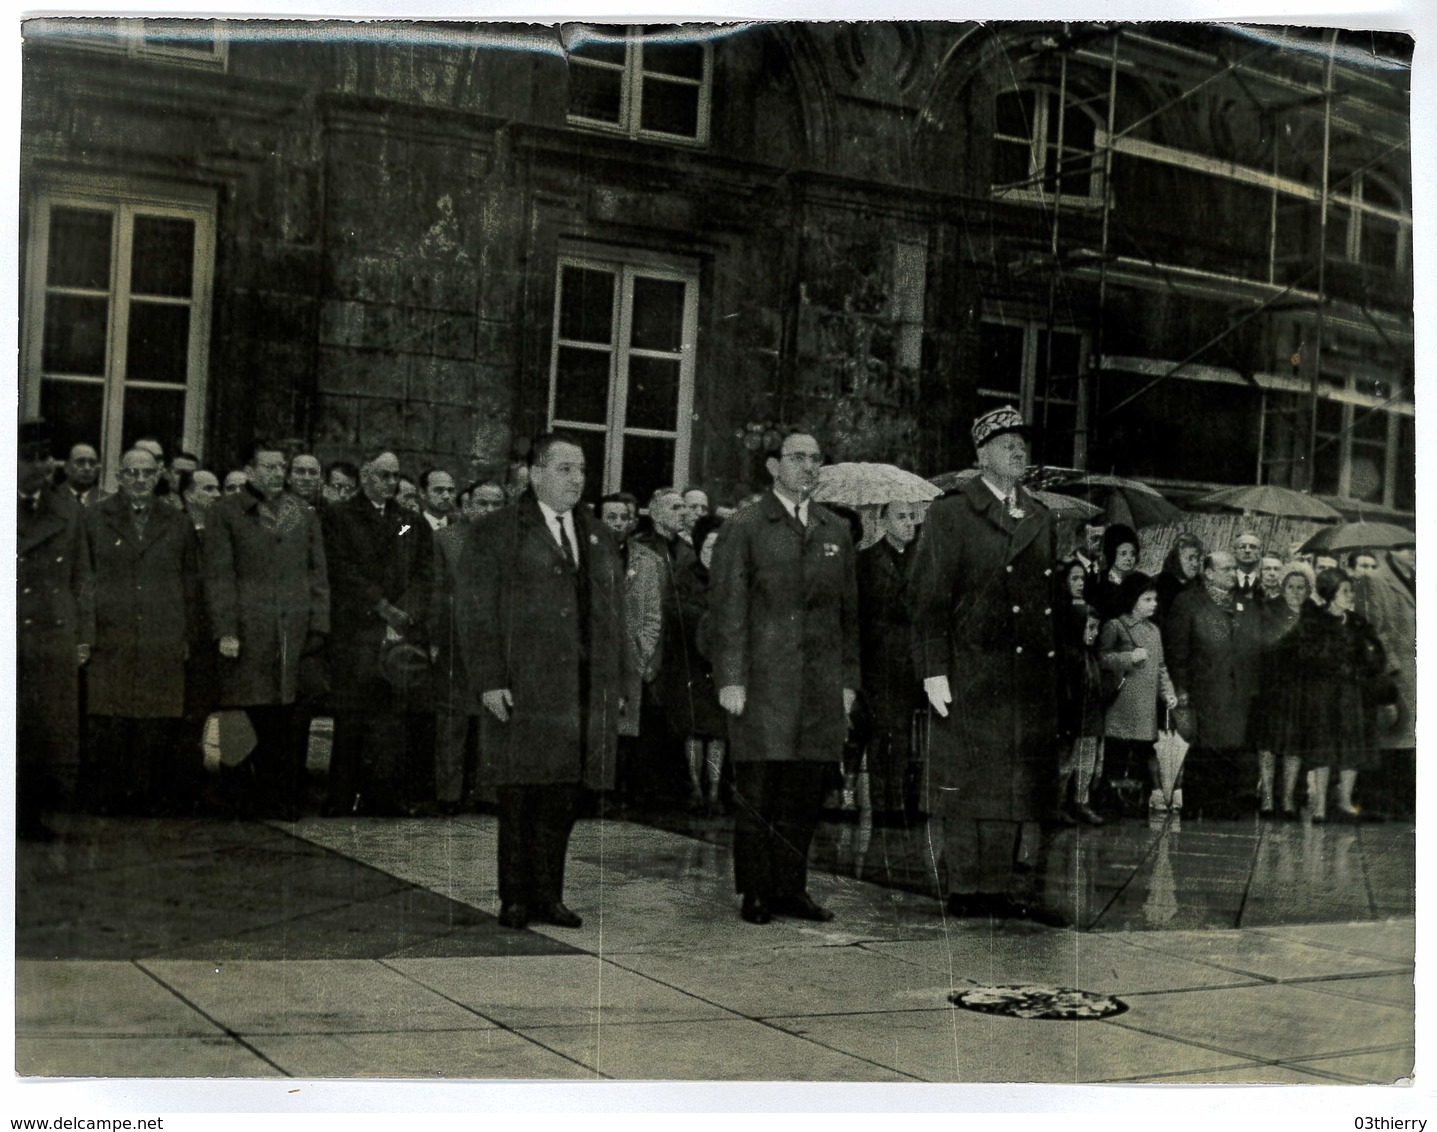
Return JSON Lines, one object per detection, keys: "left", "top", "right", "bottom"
{"left": 1002, "top": 23, "right": 1413, "bottom": 508}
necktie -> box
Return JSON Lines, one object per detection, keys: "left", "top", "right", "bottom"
{"left": 555, "top": 514, "right": 577, "bottom": 566}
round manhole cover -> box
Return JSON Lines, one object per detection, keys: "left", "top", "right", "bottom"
{"left": 950, "top": 984, "right": 1129, "bottom": 1020}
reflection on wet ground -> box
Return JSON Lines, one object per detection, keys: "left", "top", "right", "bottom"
{"left": 636, "top": 805, "right": 1415, "bottom": 931}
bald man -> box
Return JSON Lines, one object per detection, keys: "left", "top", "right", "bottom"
{"left": 320, "top": 450, "right": 433, "bottom": 815}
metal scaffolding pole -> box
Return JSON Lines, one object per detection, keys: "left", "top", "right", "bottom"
{"left": 1304, "top": 29, "right": 1339, "bottom": 490}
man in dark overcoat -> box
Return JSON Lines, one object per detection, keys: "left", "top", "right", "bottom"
{"left": 78, "top": 446, "right": 201, "bottom": 814}
{"left": 17, "top": 420, "right": 86, "bottom": 838}
{"left": 1164, "top": 550, "right": 1263, "bottom": 818}
{"left": 430, "top": 499, "right": 486, "bottom": 813}
{"left": 320, "top": 450, "right": 432, "bottom": 816}
{"left": 456, "top": 432, "right": 630, "bottom": 931}
{"left": 206, "top": 441, "right": 330, "bottom": 818}
{"left": 708, "top": 430, "right": 859, "bottom": 925}
{"left": 908, "top": 407, "right": 1066, "bottom": 924}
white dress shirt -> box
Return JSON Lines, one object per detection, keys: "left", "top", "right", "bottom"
{"left": 537, "top": 499, "right": 578, "bottom": 563}
{"left": 772, "top": 489, "right": 809, "bottom": 527}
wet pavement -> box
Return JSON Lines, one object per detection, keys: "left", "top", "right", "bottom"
{"left": 14, "top": 800, "right": 1416, "bottom": 1084}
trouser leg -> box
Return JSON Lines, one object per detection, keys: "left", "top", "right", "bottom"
{"left": 435, "top": 708, "right": 469, "bottom": 805}
{"left": 944, "top": 817, "right": 1022, "bottom": 896}
{"left": 498, "top": 784, "right": 580, "bottom": 906}
{"left": 246, "top": 704, "right": 300, "bottom": 815}
{"left": 532, "top": 784, "right": 582, "bottom": 906}
{"left": 769, "top": 763, "right": 826, "bottom": 900}
{"left": 326, "top": 712, "right": 365, "bottom": 813}
{"left": 732, "top": 762, "right": 774, "bottom": 898}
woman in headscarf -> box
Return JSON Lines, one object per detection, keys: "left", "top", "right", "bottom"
{"left": 1154, "top": 532, "right": 1204, "bottom": 622}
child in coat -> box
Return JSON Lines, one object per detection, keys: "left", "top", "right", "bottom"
{"left": 1057, "top": 603, "right": 1106, "bottom": 825}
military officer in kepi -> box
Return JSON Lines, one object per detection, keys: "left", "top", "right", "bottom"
{"left": 907, "top": 406, "right": 1069, "bottom": 926}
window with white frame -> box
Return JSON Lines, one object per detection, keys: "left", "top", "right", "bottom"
{"left": 1326, "top": 172, "right": 1408, "bottom": 271}
{"left": 29, "top": 17, "right": 228, "bottom": 69}
{"left": 567, "top": 25, "right": 712, "bottom": 144}
{"left": 1312, "top": 373, "right": 1411, "bottom": 507}
{"left": 978, "top": 318, "right": 1087, "bottom": 466}
{"left": 548, "top": 252, "right": 698, "bottom": 502}
{"left": 22, "top": 185, "right": 216, "bottom": 483}
{"left": 992, "top": 86, "right": 1104, "bottom": 206}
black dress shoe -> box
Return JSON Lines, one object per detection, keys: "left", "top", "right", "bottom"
{"left": 945, "top": 893, "right": 995, "bottom": 918}
{"left": 741, "top": 894, "right": 772, "bottom": 924}
{"left": 498, "top": 902, "right": 529, "bottom": 930}
{"left": 533, "top": 902, "right": 583, "bottom": 928}
{"left": 997, "top": 898, "right": 1071, "bottom": 928}
{"left": 1071, "top": 802, "right": 1105, "bottom": 826}
{"left": 773, "top": 893, "right": 835, "bottom": 922}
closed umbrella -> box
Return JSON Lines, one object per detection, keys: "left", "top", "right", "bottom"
{"left": 1193, "top": 484, "right": 1344, "bottom": 521}
{"left": 813, "top": 462, "right": 940, "bottom": 507}
{"left": 1300, "top": 521, "right": 1416, "bottom": 555}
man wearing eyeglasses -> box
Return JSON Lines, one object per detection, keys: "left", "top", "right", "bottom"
{"left": 77, "top": 445, "right": 201, "bottom": 815}
{"left": 206, "top": 441, "right": 330, "bottom": 820}
{"left": 320, "top": 449, "right": 433, "bottom": 816}
{"left": 708, "top": 430, "right": 859, "bottom": 926}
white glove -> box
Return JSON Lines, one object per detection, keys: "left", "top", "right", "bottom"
{"left": 924, "top": 675, "right": 952, "bottom": 718}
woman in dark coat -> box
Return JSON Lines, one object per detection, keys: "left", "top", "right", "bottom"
{"left": 1090, "top": 524, "right": 1140, "bottom": 622}
{"left": 1290, "top": 568, "right": 1390, "bottom": 821}
{"left": 856, "top": 501, "right": 925, "bottom": 823}
{"left": 661, "top": 513, "right": 728, "bottom": 814}
{"left": 1251, "top": 561, "right": 1314, "bottom": 817}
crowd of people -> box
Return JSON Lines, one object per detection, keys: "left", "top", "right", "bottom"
{"left": 15, "top": 405, "right": 1417, "bottom": 929}
{"left": 1051, "top": 521, "right": 1415, "bottom": 826}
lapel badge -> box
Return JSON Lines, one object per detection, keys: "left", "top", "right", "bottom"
{"left": 823, "top": 542, "right": 839, "bottom": 557}
{"left": 398, "top": 524, "right": 411, "bottom": 537}
{"left": 590, "top": 534, "right": 598, "bottom": 545}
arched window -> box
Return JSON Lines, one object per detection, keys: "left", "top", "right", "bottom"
{"left": 992, "top": 85, "right": 1105, "bottom": 205}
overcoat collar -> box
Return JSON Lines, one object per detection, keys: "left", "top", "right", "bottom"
{"left": 517, "top": 489, "right": 586, "bottom": 573}
{"left": 17, "top": 489, "right": 70, "bottom": 557}
{"left": 758, "top": 488, "right": 830, "bottom": 538}
{"left": 959, "top": 476, "right": 1046, "bottom": 563}
{"left": 96, "top": 490, "right": 173, "bottom": 553}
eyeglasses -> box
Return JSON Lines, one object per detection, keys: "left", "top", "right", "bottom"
{"left": 118, "top": 467, "right": 161, "bottom": 480}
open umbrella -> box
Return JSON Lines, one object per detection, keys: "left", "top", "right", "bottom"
{"left": 1193, "top": 484, "right": 1343, "bottom": 521}
{"left": 1299, "top": 521, "right": 1416, "bottom": 555}
{"left": 1046, "top": 473, "right": 1182, "bottom": 528}
{"left": 813, "top": 462, "right": 940, "bottom": 507}
{"left": 931, "top": 469, "right": 1103, "bottom": 520}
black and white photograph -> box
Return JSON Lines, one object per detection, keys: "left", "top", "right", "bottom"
{"left": 7, "top": 2, "right": 1427, "bottom": 1118}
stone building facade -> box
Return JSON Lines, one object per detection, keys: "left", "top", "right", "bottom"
{"left": 19, "top": 20, "right": 1414, "bottom": 514}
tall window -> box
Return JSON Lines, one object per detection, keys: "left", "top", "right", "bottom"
{"left": 28, "top": 17, "right": 228, "bottom": 69}
{"left": 978, "top": 319, "right": 1087, "bottom": 466}
{"left": 22, "top": 185, "right": 216, "bottom": 479}
{"left": 992, "top": 86, "right": 1104, "bottom": 205}
{"left": 567, "top": 25, "right": 712, "bottom": 144}
{"left": 548, "top": 252, "right": 698, "bottom": 501}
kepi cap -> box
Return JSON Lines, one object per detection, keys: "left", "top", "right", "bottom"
{"left": 971, "top": 405, "right": 1030, "bottom": 450}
